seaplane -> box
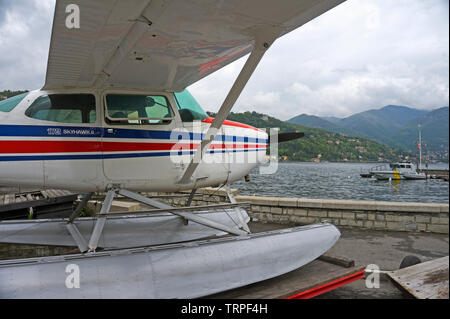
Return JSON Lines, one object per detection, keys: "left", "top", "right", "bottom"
{"left": 0, "top": 0, "right": 344, "bottom": 298}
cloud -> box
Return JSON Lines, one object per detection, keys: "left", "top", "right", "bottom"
{"left": 189, "top": 0, "right": 449, "bottom": 119}
{"left": 0, "top": 0, "right": 448, "bottom": 120}
{"left": 0, "top": 0, "right": 55, "bottom": 91}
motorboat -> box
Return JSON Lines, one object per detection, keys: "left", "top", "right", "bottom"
{"left": 370, "top": 162, "right": 426, "bottom": 181}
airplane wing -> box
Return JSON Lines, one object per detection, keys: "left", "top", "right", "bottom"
{"left": 43, "top": 0, "right": 345, "bottom": 91}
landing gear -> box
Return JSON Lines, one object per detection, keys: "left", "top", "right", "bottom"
{"left": 225, "top": 185, "right": 251, "bottom": 233}
{"left": 66, "top": 192, "right": 94, "bottom": 253}
{"left": 67, "top": 188, "right": 250, "bottom": 253}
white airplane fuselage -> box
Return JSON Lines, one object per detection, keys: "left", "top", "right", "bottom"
{"left": 0, "top": 89, "right": 267, "bottom": 193}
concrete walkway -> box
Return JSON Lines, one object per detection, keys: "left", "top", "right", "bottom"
{"left": 249, "top": 221, "right": 449, "bottom": 298}
{"left": 321, "top": 226, "right": 448, "bottom": 298}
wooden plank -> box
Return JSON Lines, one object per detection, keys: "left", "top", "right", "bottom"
{"left": 388, "top": 256, "right": 449, "bottom": 299}
{"left": 319, "top": 253, "right": 355, "bottom": 268}
{"left": 58, "top": 190, "right": 71, "bottom": 196}
{"left": 0, "top": 189, "right": 77, "bottom": 214}
{"left": 4, "top": 194, "right": 11, "bottom": 205}
{"left": 45, "top": 190, "right": 57, "bottom": 198}
{"left": 51, "top": 189, "right": 69, "bottom": 197}
{"left": 52, "top": 190, "right": 62, "bottom": 197}
{"left": 206, "top": 259, "right": 365, "bottom": 299}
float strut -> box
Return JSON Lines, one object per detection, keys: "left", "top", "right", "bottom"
{"left": 87, "top": 189, "right": 115, "bottom": 252}
{"left": 69, "top": 192, "right": 93, "bottom": 222}
{"left": 118, "top": 189, "right": 246, "bottom": 236}
{"left": 225, "top": 185, "right": 250, "bottom": 233}
{"left": 65, "top": 192, "right": 93, "bottom": 253}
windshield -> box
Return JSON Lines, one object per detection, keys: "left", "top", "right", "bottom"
{"left": 174, "top": 90, "right": 207, "bottom": 121}
{"left": 0, "top": 92, "right": 28, "bottom": 112}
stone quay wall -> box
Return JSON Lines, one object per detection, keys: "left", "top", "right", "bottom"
{"left": 145, "top": 188, "right": 449, "bottom": 234}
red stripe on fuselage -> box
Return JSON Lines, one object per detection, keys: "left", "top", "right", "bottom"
{"left": 202, "top": 117, "right": 265, "bottom": 133}
{"left": 0, "top": 141, "right": 267, "bottom": 154}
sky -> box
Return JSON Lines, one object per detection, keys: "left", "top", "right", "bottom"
{"left": 0, "top": 0, "right": 448, "bottom": 120}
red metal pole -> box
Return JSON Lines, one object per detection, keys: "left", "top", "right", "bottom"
{"left": 286, "top": 270, "right": 366, "bottom": 299}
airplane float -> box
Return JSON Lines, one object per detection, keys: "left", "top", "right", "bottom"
{"left": 0, "top": 0, "right": 344, "bottom": 298}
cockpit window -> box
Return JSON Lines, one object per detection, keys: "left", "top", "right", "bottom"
{"left": 0, "top": 92, "right": 28, "bottom": 112}
{"left": 174, "top": 90, "right": 207, "bottom": 122}
{"left": 105, "top": 94, "right": 173, "bottom": 125}
{"left": 25, "top": 94, "right": 96, "bottom": 123}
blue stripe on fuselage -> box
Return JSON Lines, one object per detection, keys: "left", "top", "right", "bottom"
{"left": 0, "top": 148, "right": 266, "bottom": 162}
{"left": 0, "top": 124, "right": 268, "bottom": 144}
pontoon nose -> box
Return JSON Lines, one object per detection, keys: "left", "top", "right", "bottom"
{"left": 326, "top": 222, "right": 341, "bottom": 242}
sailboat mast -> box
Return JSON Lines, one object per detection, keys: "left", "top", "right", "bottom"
{"left": 418, "top": 124, "right": 422, "bottom": 170}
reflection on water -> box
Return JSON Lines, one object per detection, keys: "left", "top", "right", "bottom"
{"left": 391, "top": 180, "right": 400, "bottom": 194}
{"left": 233, "top": 162, "right": 449, "bottom": 203}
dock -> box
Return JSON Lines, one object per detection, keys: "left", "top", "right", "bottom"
{"left": 207, "top": 254, "right": 365, "bottom": 299}
{"left": 387, "top": 256, "right": 449, "bottom": 299}
{"left": 0, "top": 189, "right": 78, "bottom": 220}
{"left": 417, "top": 168, "right": 449, "bottom": 180}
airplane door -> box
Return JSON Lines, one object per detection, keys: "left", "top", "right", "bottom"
{"left": 102, "top": 92, "right": 182, "bottom": 185}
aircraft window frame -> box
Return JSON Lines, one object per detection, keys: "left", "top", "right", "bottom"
{"left": 104, "top": 93, "right": 175, "bottom": 125}
{"left": 24, "top": 94, "right": 96, "bottom": 124}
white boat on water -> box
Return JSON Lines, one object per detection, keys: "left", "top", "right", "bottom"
{"left": 363, "top": 124, "right": 429, "bottom": 181}
{"left": 370, "top": 162, "right": 426, "bottom": 181}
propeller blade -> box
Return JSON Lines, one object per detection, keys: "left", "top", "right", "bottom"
{"left": 269, "top": 132, "right": 304, "bottom": 143}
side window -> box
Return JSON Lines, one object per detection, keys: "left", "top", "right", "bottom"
{"left": 0, "top": 92, "right": 28, "bottom": 112}
{"left": 105, "top": 94, "right": 173, "bottom": 125}
{"left": 25, "top": 94, "right": 96, "bottom": 124}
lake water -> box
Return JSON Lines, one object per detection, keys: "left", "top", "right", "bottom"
{"left": 233, "top": 162, "right": 449, "bottom": 203}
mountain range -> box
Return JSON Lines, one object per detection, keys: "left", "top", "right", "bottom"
{"left": 213, "top": 111, "right": 412, "bottom": 163}
{"left": 288, "top": 105, "right": 449, "bottom": 161}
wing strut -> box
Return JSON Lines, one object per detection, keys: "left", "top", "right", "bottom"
{"left": 177, "top": 27, "right": 282, "bottom": 185}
